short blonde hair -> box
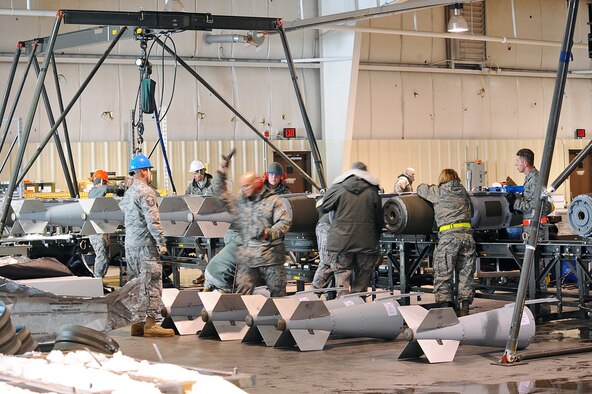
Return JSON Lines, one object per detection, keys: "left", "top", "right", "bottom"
{"left": 438, "top": 169, "right": 460, "bottom": 185}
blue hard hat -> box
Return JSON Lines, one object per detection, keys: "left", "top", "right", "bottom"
{"left": 129, "top": 154, "right": 153, "bottom": 172}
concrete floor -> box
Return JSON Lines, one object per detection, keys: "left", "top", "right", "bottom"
{"left": 103, "top": 266, "right": 592, "bottom": 394}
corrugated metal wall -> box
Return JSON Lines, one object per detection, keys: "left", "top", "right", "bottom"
{"left": 349, "top": 138, "right": 588, "bottom": 201}
{"left": 0, "top": 139, "right": 322, "bottom": 194}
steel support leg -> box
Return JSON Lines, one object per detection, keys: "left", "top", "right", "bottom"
{"left": 277, "top": 25, "right": 326, "bottom": 190}
{"left": 502, "top": 0, "right": 579, "bottom": 363}
{"left": 0, "top": 44, "right": 22, "bottom": 131}
{"left": 32, "top": 56, "right": 76, "bottom": 197}
{"left": 0, "top": 44, "right": 35, "bottom": 157}
{"left": 13, "top": 27, "right": 128, "bottom": 187}
{"left": 0, "top": 14, "right": 63, "bottom": 235}
{"left": 155, "top": 37, "right": 322, "bottom": 191}
{"left": 51, "top": 53, "right": 79, "bottom": 197}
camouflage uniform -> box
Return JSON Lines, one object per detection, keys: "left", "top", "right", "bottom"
{"left": 311, "top": 214, "right": 332, "bottom": 289}
{"left": 513, "top": 167, "right": 552, "bottom": 219}
{"left": 120, "top": 179, "right": 166, "bottom": 318}
{"left": 213, "top": 172, "right": 292, "bottom": 296}
{"left": 417, "top": 180, "right": 476, "bottom": 305}
{"left": 204, "top": 228, "right": 240, "bottom": 292}
{"left": 319, "top": 169, "right": 383, "bottom": 296}
{"left": 185, "top": 173, "right": 214, "bottom": 196}
{"left": 393, "top": 174, "right": 413, "bottom": 193}
{"left": 88, "top": 184, "right": 123, "bottom": 278}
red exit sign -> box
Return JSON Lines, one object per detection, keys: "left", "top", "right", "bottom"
{"left": 283, "top": 127, "right": 296, "bottom": 139}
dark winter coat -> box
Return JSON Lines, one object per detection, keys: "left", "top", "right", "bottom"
{"left": 319, "top": 169, "right": 383, "bottom": 254}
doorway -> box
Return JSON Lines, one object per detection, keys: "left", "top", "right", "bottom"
{"left": 568, "top": 149, "right": 592, "bottom": 201}
{"left": 272, "top": 151, "right": 312, "bottom": 193}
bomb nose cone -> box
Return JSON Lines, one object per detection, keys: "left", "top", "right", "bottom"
{"left": 201, "top": 310, "right": 209, "bottom": 322}
{"left": 275, "top": 319, "right": 287, "bottom": 331}
{"left": 245, "top": 314, "right": 254, "bottom": 327}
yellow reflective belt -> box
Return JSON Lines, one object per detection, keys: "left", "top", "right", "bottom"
{"left": 439, "top": 222, "right": 471, "bottom": 232}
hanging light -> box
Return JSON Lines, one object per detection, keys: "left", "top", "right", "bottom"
{"left": 447, "top": 4, "right": 469, "bottom": 33}
{"left": 164, "top": 0, "right": 185, "bottom": 12}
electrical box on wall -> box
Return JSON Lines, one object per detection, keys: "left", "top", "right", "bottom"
{"left": 575, "top": 128, "right": 586, "bottom": 139}
{"left": 465, "top": 161, "right": 486, "bottom": 191}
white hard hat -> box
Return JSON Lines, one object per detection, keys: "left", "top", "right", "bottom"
{"left": 189, "top": 160, "right": 205, "bottom": 172}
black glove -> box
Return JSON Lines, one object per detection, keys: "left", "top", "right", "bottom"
{"left": 506, "top": 192, "right": 517, "bottom": 211}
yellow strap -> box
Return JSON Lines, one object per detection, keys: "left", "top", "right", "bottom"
{"left": 439, "top": 222, "right": 471, "bottom": 232}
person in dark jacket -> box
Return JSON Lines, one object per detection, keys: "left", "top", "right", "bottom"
{"left": 319, "top": 162, "right": 383, "bottom": 296}
{"left": 263, "top": 162, "right": 290, "bottom": 195}
{"left": 416, "top": 168, "right": 476, "bottom": 317}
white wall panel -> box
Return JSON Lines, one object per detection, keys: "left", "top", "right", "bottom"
{"left": 564, "top": 79, "right": 592, "bottom": 137}
{"left": 488, "top": 76, "right": 519, "bottom": 137}
{"left": 233, "top": 67, "right": 270, "bottom": 139}
{"left": 153, "top": 65, "right": 198, "bottom": 140}
{"left": 400, "top": 10, "right": 436, "bottom": 65}
{"left": 195, "top": 66, "right": 236, "bottom": 140}
{"left": 433, "top": 74, "right": 463, "bottom": 139}
{"left": 541, "top": 1, "right": 568, "bottom": 70}
{"left": 367, "top": 15, "right": 402, "bottom": 64}
{"left": 78, "top": 64, "right": 121, "bottom": 141}
{"left": 460, "top": 75, "right": 492, "bottom": 138}
{"left": 513, "top": 0, "right": 543, "bottom": 70}
{"left": 354, "top": 70, "right": 592, "bottom": 141}
{"left": 371, "top": 71, "right": 403, "bottom": 139}
{"left": 486, "top": 0, "right": 517, "bottom": 69}
{"left": 401, "top": 72, "right": 434, "bottom": 139}
{"left": 516, "top": 77, "right": 545, "bottom": 139}
{"left": 352, "top": 71, "right": 371, "bottom": 139}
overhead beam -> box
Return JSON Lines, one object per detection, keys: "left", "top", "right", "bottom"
{"left": 61, "top": 9, "right": 280, "bottom": 32}
{"left": 23, "top": 25, "right": 134, "bottom": 55}
{"left": 284, "top": 0, "right": 473, "bottom": 31}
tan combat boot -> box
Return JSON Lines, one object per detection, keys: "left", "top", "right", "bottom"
{"left": 143, "top": 316, "right": 175, "bottom": 337}
{"left": 131, "top": 322, "right": 144, "bottom": 336}
{"left": 459, "top": 301, "right": 470, "bottom": 317}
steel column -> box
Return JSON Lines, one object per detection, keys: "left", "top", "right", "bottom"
{"left": 277, "top": 25, "right": 326, "bottom": 190}
{"left": 51, "top": 53, "right": 79, "bottom": 197}
{"left": 0, "top": 45, "right": 36, "bottom": 157}
{"left": 155, "top": 37, "right": 322, "bottom": 191}
{"left": 502, "top": 0, "right": 579, "bottom": 363}
{"left": 32, "top": 56, "right": 76, "bottom": 198}
{"left": 0, "top": 44, "right": 22, "bottom": 130}
{"left": 13, "top": 27, "right": 128, "bottom": 187}
{"left": 0, "top": 13, "right": 63, "bottom": 235}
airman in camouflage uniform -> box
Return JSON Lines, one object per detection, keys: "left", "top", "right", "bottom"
{"left": 204, "top": 162, "right": 292, "bottom": 292}
{"left": 311, "top": 213, "right": 333, "bottom": 291}
{"left": 120, "top": 155, "right": 173, "bottom": 337}
{"left": 213, "top": 161, "right": 292, "bottom": 297}
{"left": 417, "top": 168, "right": 476, "bottom": 316}
{"left": 88, "top": 172, "right": 125, "bottom": 278}
{"left": 513, "top": 148, "right": 553, "bottom": 219}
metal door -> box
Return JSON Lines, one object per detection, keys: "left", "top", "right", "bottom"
{"left": 272, "top": 151, "right": 312, "bottom": 193}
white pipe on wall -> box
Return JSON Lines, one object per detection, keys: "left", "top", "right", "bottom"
{"left": 322, "top": 24, "right": 588, "bottom": 50}
{"left": 0, "top": 9, "right": 55, "bottom": 17}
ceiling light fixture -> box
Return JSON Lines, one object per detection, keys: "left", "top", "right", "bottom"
{"left": 164, "top": 0, "right": 185, "bottom": 12}
{"left": 447, "top": 3, "right": 469, "bottom": 33}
